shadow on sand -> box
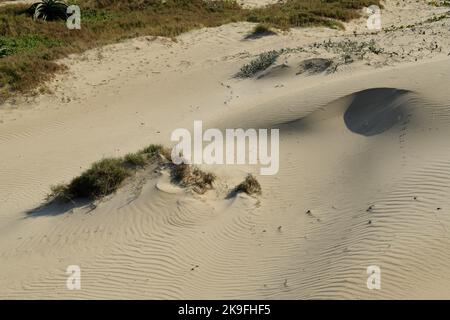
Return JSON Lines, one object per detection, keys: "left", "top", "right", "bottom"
{"left": 343, "top": 88, "right": 415, "bottom": 136}
{"left": 25, "top": 198, "right": 94, "bottom": 218}
{"left": 244, "top": 30, "right": 277, "bottom": 40}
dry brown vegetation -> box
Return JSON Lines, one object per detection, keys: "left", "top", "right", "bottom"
{"left": 0, "top": 0, "right": 380, "bottom": 101}
{"left": 171, "top": 163, "right": 216, "bottom": 194}
{"left": 234, "top": 174, "right": 261, "bottom": 195}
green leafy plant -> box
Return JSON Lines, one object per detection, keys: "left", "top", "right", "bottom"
{"left": 236, "top": 50, "right": 280, "bottom": 78}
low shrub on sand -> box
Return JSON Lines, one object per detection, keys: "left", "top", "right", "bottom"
{"left": 171, "top": 163, "right": 216, "bottom": 194}
{"left": 65, "top": 158, "right": 130, "bottom": 199}
{"left": 235, "top": 174, "right": 261, "bottom": 195}
{"left": 50, "top": 158, "right": 130, "bottom": 200}
{"left": 297, "top": 58, "right": 334, "bottom": 75}
{"left": 123, "top": 144, "right": 171, "bottom": 167}
{"left": 236, "top": 50, "right": 280, "bottom": 78}
{"left": 253, "top": 23, "right": 273, "bottom": 34}
{"left": 48, "top": 144, "right": 170, "bottom": 201}
{"left": 246, "top": 23, "right": 277, "bottom": 38}
{"left": 429, "top": 0, "right": 450, "bottom": 7}
{"left": 139, "top": 143, "right": 172, "bottom": 161}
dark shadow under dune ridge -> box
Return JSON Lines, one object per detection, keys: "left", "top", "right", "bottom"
{"left": 25, "top": 198, "right": 93, "bottom": 218}
{"left": 273, "top": 87, "right": 418, "bottom": 137}
{"left": 343, "top": 88, "right": 415, "bottom": 136}
{"left": 244, "top": 30, "right": 277, "bottom": 40}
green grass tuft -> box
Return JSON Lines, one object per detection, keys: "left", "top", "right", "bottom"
{"left": 124, "top": 152, "right": 148, "bottom": 168}
{"left": 48, "top": 144, "right": 169, "bottom": 201}
{"left": 66, "top": 158, "right": 130, "bottom": 199}
{"left": 249, "top": 23, "right": 277, "bottom": 37}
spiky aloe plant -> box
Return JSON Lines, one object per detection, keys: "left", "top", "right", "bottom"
{"left": 30, "top": 0, "right": 68, "bottom": 21}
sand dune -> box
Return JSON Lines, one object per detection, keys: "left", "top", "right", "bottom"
{"left": 1, "top": 0, "right": 450, "bottom": 299}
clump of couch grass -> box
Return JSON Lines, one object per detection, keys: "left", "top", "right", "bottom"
{"left": 48, "top": 144, "right": 170, "bottom": 201}
{"left": 236, "top": 50, "right": 280, "bottom": 78}
{"left": 51, "top": 158, "right": 130, "bottom": 200}
{"left": 171, "top": 163, "right": 216, "bottom": 194}
{"left": 246, "top": 23, "right": 277, "bottom": 39}
{"left": 234, "top": 174, "right": 261, "bottom": 195}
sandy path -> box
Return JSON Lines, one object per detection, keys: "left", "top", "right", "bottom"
{"left": 1, "top": 0, "right": 450, "bottom": 299}
{"left": 238, "top": 0, "right": 278, "bottom": 8}
{"left": 0, "top": 0, "right": 33, "bottom": 7}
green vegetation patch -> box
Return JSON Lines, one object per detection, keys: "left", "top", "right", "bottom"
{"left": 236, "top": 50, "right": 281, "bottom": 78}
{"left": 49, "top": 144, "right": 169, "bottom": 201}
{"left": 0, "top": 0, "right": 380, "bottom": 101}
{"left": 0, "top": 34, "right": 61, "bottom": 57}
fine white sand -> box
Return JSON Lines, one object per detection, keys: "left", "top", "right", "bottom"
{"left": 1, "top": 0, "right": 450, "bottom": 299}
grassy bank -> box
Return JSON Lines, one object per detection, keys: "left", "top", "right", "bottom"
{"left": 0, "top": 0, "right": 380, "bottom": 101}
